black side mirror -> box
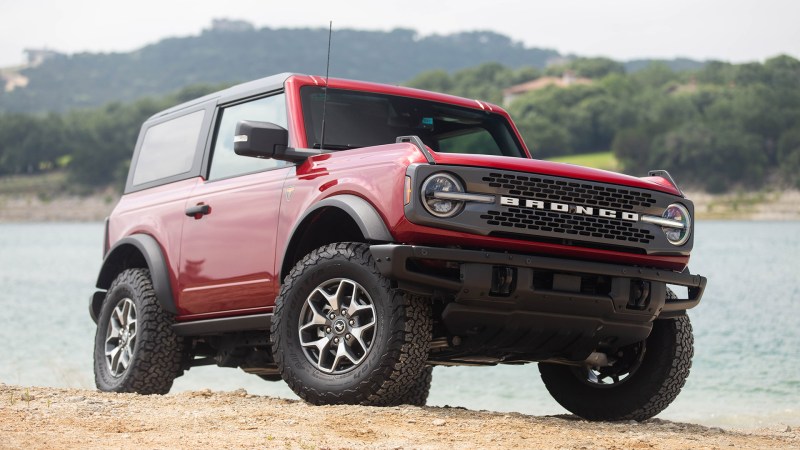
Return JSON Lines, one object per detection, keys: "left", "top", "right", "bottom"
{"left": 234, "top": 120, "right": 288, "bottom": 159}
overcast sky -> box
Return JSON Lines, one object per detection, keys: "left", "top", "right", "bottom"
{"left": 1, "top": 0, "right": 799, "bottom": 68}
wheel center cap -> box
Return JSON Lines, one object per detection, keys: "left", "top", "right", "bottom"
{"left": 333, "top": 319, "right": 346, "bottom": 334}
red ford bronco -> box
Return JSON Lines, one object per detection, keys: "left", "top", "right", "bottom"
{"left": 90, "top": 73, "right": 706, "bottom": 420}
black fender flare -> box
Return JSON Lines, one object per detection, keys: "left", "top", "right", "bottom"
{"left": 93, "top": 234, "right": 177, "bottom": 318}
{"left": 281, "top": 194, "right": 394, "bottom": 278}
{"left": 298, "top": 194, "right": 393, "bottom": 242}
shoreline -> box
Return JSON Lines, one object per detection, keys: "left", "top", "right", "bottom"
{"left": 1, "top": 384, "right": 797, "bottom": 449}
{"left": 1, "top": 189, "right": 799, "bottom": 223}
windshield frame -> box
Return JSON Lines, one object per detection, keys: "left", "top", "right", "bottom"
{"left": 298, "top": 86, "right": 527, "bottom": 159}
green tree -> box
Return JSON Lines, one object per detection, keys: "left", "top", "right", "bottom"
{"left": 546, "top": 57, "right": 625, "bottom": 79}
{"left": 612, "top": 128, "right": 652, "bottom": 175}
{"left": 778, "top": 127, "right": 800, "bottom": 187}
{"left": 649, "top": 123, "right": 766, "bottom": 192}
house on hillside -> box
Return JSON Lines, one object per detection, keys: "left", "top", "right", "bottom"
{"left": 23, "top": 48, "right": 63, "bottom": 67}
{"left": 1, "top": 71, "right": 29, "bottom": 92}
{"left": 211, "top": 19, "right": 255, "bottom": 33}
{"left": 502, "top": 71, "right": 592, "bottom": 105}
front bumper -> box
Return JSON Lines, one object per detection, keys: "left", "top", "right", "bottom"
{"left": 371, "top": 244, "right": 706, "bottom": 360}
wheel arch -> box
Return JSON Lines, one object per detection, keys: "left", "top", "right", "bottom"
{"left": 280, "top": 194, "right": 394, "bottom": 281}
{"left": 92, "top": 234, "right": 177, "bottom": 321}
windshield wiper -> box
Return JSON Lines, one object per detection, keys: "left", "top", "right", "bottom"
{"left": 312, "top": 143, "right": 361, "bottom": 150}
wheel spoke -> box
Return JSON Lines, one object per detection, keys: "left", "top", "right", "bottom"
{"left": 107, "top": 345, "right": 122, "bottom": 375}
{"left": 316, "top": 279, "right": 356, "bottom": 312}
{"left": 300, "top": 336, "right": 332, "bottom": 370}
{"left": 113, "top": 304, "right": 125, "bottom": 327}
{"left": 331, "top": 340, "right": 358, "bottom": 370}
{"left": 298, "top": 322, "right": 320, "bottom": 334}
{"left": 334, "top": 280, "right": 357, "bottom": 311}
{"left": 299, "top": 300, "right": 329, "bottom": 334}
{"left": 307, "top": 301, "right": 329, "bottom": 325}
{"left": 346, "top": 300, "right": 374, "bottom": 318}
{"left": 119, "top": 346, "right": 132, "bottom": 371}
{"left": 349, "top": 322, "right": 374, "bottom": 353}
{"left": 107, "top": 324, "right": 121, "bottom": 340}
{"left": 121, "top": 300, "right": 132, "bottom": 326}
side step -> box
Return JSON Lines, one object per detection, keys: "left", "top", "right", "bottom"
{"left": 172, "top": 313, "right": 272, "bottom": 336}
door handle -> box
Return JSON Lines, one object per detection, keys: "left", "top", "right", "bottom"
{"left": 185, "top": 204, "right": 211, "bottom": 218}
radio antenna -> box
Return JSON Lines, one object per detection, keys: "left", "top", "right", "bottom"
{"left": 319, "top": 21, "right": 333, "bottom": 150}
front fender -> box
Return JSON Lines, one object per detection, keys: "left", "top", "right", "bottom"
{"left": 297, "top": 194, "right": 393, "bottom": 243}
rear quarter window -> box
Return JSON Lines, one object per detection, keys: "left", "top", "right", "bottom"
{"left": 132, "top": 110, "right": 206, "bottom": 186}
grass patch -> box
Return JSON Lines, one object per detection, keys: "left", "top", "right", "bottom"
{"left": 0, "top": 171, "right": 104, "bottom": 197}
{"left": 546, "top": 151, "right": 621, "bottom": 172}
{"left": 698, "top": 190, "right": 779, "bottom": 220}
{"left": 0, "top": 171, "right": 69, "bottom": 196}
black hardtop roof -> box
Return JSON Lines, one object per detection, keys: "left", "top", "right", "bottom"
{"left": 146, "top": 72, "right": 296, "bottom": 122}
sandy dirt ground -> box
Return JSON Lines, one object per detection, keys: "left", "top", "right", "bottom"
{"left": 1, "top": 384, "right": 796, "bottom": 450}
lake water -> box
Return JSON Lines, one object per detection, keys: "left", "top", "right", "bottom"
{"left": 1, "top": 221, "right": 798, "bottom": 429}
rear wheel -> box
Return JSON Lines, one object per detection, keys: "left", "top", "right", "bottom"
{"left": 93, "top": 268, "right": 184, "bottom": 394}
{"left": 539, "top": 314, "right": 693, "bottom": 421}
{"left": 271, "top": 243, "right": 431, "bottom": 406}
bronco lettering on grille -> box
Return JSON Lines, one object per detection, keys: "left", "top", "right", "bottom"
{"left": 499, "top": 196, "right": 640, "bottom": 222}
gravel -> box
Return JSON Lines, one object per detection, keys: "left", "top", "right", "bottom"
{"left": 1, "top": 384, "right": 797, "bottom": 449}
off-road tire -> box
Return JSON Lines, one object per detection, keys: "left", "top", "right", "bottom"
{"left": 539, "top": 314, "right": 693, "bottom": 421}
{"left": 271, "top": 243, "right": 432, "bottom": 406}
{"left": 396, "top": 365, "right": 433, "bottom": 406}
{"left": 93, "top": 268, "right": 184, "bottom": 394}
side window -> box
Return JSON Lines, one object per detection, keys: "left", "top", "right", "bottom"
{"left": 209, "top": 93, "right": 289, "bottom": 180}
{"left": 132, "top": 110, "right": 205, "bottom": 186}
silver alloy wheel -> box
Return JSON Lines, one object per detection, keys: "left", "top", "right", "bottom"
{"left": 298, "top": 278, "right": 377, "bottom": 374}
{"left": 577, "top": 342, "right": 646, "bottom": 388}
{"left": 104, "top": 297, "right": 137, "bottom": 377}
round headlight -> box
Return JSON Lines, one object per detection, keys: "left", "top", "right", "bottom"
{"left": 421, "top": 173, "right": 465, "bottom": 218}
{"left": 662, "top": 203, "right": 691, "bottom": 246}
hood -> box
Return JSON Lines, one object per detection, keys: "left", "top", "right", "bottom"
{"left": 429, "top": 152, "right": 682, "bottom": 197}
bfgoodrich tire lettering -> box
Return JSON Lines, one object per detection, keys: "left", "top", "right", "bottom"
{"left": 271, "top": 243, "right": 432, "bottom": 406}
{"left": 93, "top": 268, "right": 183, "bottom": 394}
{"left": 539, "top": 312, "right": 693, "bottom": 421}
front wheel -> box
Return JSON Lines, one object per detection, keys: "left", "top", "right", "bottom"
{"left": 539, "top": 315, "right": 693, "bottom": 421}
{"left": 396, "top": 365, "right": 433, "bottom": 406}
{"left": 271, "top": 243, "right": 432, "bottom": 406}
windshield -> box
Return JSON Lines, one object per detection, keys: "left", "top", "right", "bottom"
{"left": 300, "top": 86, "right": 526, "bottom": 158}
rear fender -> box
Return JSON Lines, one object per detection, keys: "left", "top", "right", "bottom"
{"left": 91, "top": 234, "right": 176, "bottom": 321}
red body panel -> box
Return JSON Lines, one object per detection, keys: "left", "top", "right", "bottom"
{"left": 274, "top": 144, "right": 428, "bottom": 273}
{"left": 177, "top": 168, "right": 291, "bottom": 316}
{"left": 108, "top": 178, "right": 199, "bottom": 305}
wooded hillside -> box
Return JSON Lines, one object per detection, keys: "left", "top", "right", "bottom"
{"left": 0, "top": 22, "right": 795, "bottom": 193}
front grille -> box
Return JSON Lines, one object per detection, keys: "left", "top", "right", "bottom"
{"left": 406, "top": 164, "right": 691, "bottom": 256}
{"left": 481, "top": 207, "right": 656, "bottom": 244}
{"left": 482, "top": 173, "right": 657, "bottom": 211}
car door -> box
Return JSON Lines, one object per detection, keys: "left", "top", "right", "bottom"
{"left": 177, "top": 92, "right": 293, "bottom": 316}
